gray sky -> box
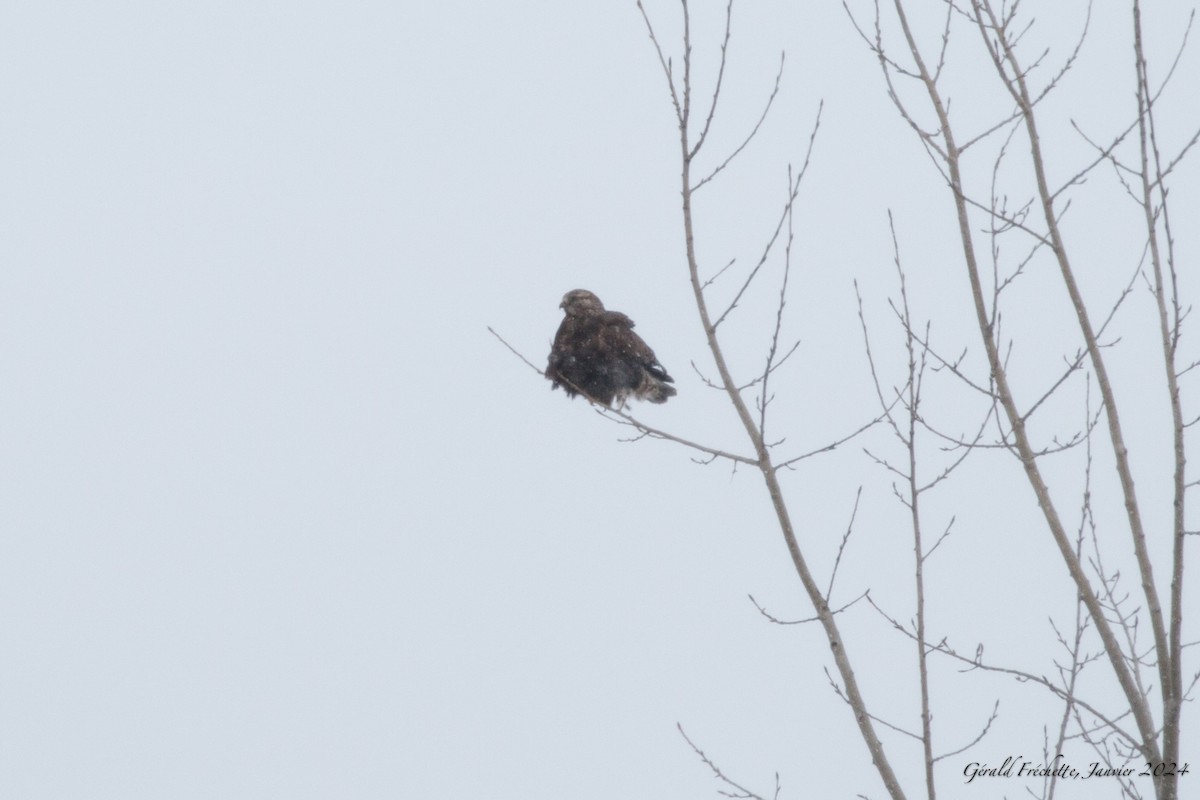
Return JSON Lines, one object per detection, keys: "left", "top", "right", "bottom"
{"left": 2, "top": 1, "right": 1197, "bottom": 798}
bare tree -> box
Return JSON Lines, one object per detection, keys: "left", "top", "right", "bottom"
{"left": 496, "top": 1, "right": 1195, "bottom": 797}
{"left": 632, "top": 1, "right": 912, "bottom": 796}
{"left": 844, "top": 1, "right": 1197, "bottom": 798}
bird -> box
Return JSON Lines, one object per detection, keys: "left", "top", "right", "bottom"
{"left": 545, "top": 289, "right": 676, "bottom": 408}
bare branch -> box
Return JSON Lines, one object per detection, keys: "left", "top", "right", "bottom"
{"left": 677, "top": 724, "right": 781, "bottom": 800}
{"left": 489, "top": 326, "right": 756, "bottom": 465}
{"left": 603, "top": 406, "right": 758, "bottom": 466}
{"left": 692, "top": 53, "right": 788, "bottom": 193}
{"left": 932, "top": 699, "right": 1000, "bottom": 762}
{"left": 713, "top": 104, "right": 822, "bottom": 329}
{"left": 689, "top": 0, "right": 735, "bottom": 160}
{"left": 701, "top": 257, "right": 739, "bottom": 290}
{"left": 636, "top": 1, "right": 684, "bottom": 123}
{"left": 825, "top": 487, "right": 864, "bottom": 601}
{"left": 866, "top": 594, "right": 1143, "bottom": 753}
{"left": 775, "top": 410, "right": 889, "bottom": 470}
{"left": 488, "top": 326, "right": 547, "bottom": 376}
{"left": 749, "top": 590, "right": 868, "bottom": 626}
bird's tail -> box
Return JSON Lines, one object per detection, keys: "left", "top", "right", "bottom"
{"left": 638, "top": 374, "right": 677, "bottom": 404}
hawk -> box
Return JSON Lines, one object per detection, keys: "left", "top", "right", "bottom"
{"left": 546, "top": 289, "right": 676, "bottom": 407}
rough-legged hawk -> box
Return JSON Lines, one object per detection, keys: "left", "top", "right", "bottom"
{"left": 546, "top": 289, "right": 676, "bottom": 407}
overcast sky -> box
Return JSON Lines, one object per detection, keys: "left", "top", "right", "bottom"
{"left": 1, "top": 2, "right": 1197, "bottom": 798}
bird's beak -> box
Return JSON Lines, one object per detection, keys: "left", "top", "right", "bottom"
{"left": 559, "top": 300, "right": 567, "bottom": 310}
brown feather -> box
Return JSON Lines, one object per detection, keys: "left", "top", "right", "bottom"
{"left": 546, "top": 289, "right": 676, "bottom": 407}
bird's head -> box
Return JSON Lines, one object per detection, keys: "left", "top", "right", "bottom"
{"left": 560, "top": 289, "right": 605, "bottom": 316}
